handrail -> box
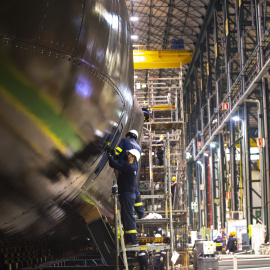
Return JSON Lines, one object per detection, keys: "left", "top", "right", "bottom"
{"left": 186, "top": 26, "right": 270, "bottom": 156}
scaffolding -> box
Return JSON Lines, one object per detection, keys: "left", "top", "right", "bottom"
{"left": 138, "top": 71, "right": 187, "bottom": 214}
{"left": 132, "top": 71, "right": 188, "bottom": 268}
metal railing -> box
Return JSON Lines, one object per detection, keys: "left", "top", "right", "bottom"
{"left": 187, "top": 26, "right": 270, "bottom": 157}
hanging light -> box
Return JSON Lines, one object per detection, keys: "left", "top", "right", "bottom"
{"left": 210, "top": 143, "right": 216, "bottom": 148}
{"left": 130, "top": 16, "right": 139, "bottom": 21}
{"left": 232, "top": 116, "right": 240, "bottom": 121}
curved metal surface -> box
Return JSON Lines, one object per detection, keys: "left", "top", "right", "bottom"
{"left": 0, "top": 0, "right": 143, "bottom": 244}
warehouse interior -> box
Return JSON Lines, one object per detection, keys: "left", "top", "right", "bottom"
{"left": 126, "top": 0, "right": 270, "bottom": 269}
{"left": 1, "top": 0, "right": 270, "bottom": 269}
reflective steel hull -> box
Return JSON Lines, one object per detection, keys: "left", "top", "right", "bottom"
{"left": 0, "top": 0, "right": 143, "bottom": 245}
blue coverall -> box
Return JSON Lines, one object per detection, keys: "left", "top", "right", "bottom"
{"left": 142, "top": 108, "right": 150, "bottom": 122}
{"left": 115, "top": 137, "right": 145, "bottom": 218}
{"left": 214, "top": 236, "right": 223, "bottom": 251}
{"left": 226, "top": 236, "right": 237, "bottom": 252}
{"left": 137, "top": 250, "right": 149, "bottom": 270}
{"left": 153, "top": 250, "right": 166, "bottom": 270}
{"left": 156, "top": 140, "right": 164, "bottom": 166}
{"left": 108, "top": 156, "right": 138, "bottom": 244}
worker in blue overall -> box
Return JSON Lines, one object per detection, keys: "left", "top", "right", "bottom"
{"left": 156, "top": 135, "right": 164, "bottom": 166}
{"left": 226, "top": 232, "right": 237, "bottom": 253}
{"left": 114, "top": 129, "right": 145, "bottom": 219}
{"left": 142, "top": 107, "right": 150, "bottom": 122}
{"left": 108, "top": 148, "right": 141, "bottom": 246}
{"left": 171, "top": 176, "right": 177, "bottom": 208}
{"left": 153, "top": 249, "right": 166, "bottom": 270}
{"left": 214, "top": 235, "right": 223, "bottom": 252}
{"left": 136, "top": 249, "right": 149, "bottom": 270}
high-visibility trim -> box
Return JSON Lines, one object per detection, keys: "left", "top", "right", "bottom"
{"left": 134, "top": 202, "right": 143, "bottom": 206}
{"left": 125, "top": 229, "right": 137, "bottom": 234}
{"left": 115, "top": 147, "right": 122, "bottom": 154}
{"left": 216, "top": 243, "right": 223, "bottom": 246}
{"left": 117, "top": 228, "right": 124, "bottom": 238}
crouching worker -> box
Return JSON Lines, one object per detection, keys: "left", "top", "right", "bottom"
{"left": 153, "top": 249, "right": 166, "bottom": 270}
{"left": 107, "top": 148, "right": 141, "bottom": 247}
{"left": 136, "top": 249, "right": 149, "bottom": 270}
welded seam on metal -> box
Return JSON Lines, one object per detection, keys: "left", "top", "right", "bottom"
{"left": 193, "top": 56, "right": 270, "bottom": 161}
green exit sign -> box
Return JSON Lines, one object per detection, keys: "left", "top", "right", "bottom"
{"left": 256, "top": 210, "right": 261, "bottom": 217}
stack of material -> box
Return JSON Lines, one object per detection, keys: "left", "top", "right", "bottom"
{"left": 138, "top": 236, "right": 170, "bottom": 245}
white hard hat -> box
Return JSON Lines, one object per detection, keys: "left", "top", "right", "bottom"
{"left": 127, "top": 149, "right": 141, "bottom": 162}
{"left": 126, "top": 129, "right": 138, "bottom": 140}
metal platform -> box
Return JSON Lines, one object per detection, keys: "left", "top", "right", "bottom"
{"left": 140, "top": 194, "right": 166, "bottom": 199}
{"left": 136, "top": 218, "right": 170, "bottom": 225}
{"left": 144, "top": 121, "right": 184, "bottom": 131}
{"left": 125, "top": 243, "right": 171, "bottom": 252}
{"left": 144, "top": 210, "right": 186, "bottom": 214}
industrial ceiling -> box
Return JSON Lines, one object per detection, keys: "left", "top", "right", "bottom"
{"left": 126, "top": 0, "right": 210, "bottom": 85}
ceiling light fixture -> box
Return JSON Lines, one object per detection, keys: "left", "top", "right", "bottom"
{"left": 232, "top": 116, "right": 240, "bottom": 121}
{"left": 130, "top": 17, "right": 139, "bottom": 21}
{"left": 210, "top": 143, "right": 216, "bottom": 148}
{"left": 131, "top": 35, "right": 138, "bottom": 40}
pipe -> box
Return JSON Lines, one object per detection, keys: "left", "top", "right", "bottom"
{"left": 245, "top": 99, "right": 263, "bottom": 224}
{"left": 258, "top": 2, "right": 270, "bottom": 235}
{"left": 192, "top": 138, "right": 196, "bottom": 160}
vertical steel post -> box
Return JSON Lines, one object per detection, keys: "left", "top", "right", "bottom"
{"left": 230, "top": 120, "right": 236, "bottom": 211}
{"left": 112, "top": 182, "right": 119, "bottom": 270}
{"left": 167, "top": 132, "right": 174, "bottom": 270}
{"left": 218, "top": 134, "right": 226, "bottom": 228}
{"left": 257, "top": 1, "right": 270, "bottom": 238}
{"left": 149, "top": 133, "right": 154, "bottom": 209}
{"left": 209, "top": 147, "right": 215, "bottom": 229}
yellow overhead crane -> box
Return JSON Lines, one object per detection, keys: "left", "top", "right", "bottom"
{"left": 133, "top": 49, "right": 193, "bottom": 69}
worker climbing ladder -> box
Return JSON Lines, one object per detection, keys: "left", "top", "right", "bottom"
{"left": 112, "top": 181, "right": 171, "bottom": 270}
{"left": 135, "top": 71, "right": 187, "bottom": 268}
{"left": 110, "top": 69, "right": 187, "bottom": 269}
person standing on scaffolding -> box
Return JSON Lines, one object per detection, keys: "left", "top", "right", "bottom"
{"left": 156, "top": 135, "right": 164, "bottom": 166}
{"left": 171, "top": 176, "right": 177, "bottom": 208}
{"left": 108, "top": 148, "right": 141, "bottom": 246}
{"left": 114, "top": 130, "right": 145, "bottom": 219}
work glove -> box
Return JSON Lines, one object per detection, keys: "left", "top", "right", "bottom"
{"left": 106, "top": 146, "right": 115, "bottom": 156}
